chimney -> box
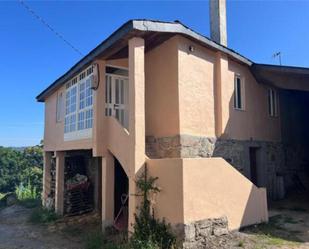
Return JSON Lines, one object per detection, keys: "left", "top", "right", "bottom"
{"left": 210, "top": 0, "right": 227, "bottom": 46}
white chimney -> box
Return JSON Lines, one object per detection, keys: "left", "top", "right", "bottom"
{"left": 210, "top": 0, "right": 227, "bottom": 46}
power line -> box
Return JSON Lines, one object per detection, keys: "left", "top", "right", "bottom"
{"left": 18, "top": 0, "right": 84, "bottom": 57}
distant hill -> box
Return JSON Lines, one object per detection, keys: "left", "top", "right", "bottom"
{"left": 7, "top": 147, "right": 27, "bottom": 152}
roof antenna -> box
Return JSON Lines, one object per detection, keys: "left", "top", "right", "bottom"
{"left": 272, "top": 51, "right": 282, "bottom": 65}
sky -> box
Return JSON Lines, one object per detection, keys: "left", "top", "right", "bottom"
{"left": 0, "top": 0, "right": 308, "bottom": 147}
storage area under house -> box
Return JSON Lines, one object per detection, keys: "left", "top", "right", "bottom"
{"left": 46, "top": 150, "right": 101, "bottom": 217}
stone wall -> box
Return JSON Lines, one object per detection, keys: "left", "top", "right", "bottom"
{"left": 177, "top": 217, "right": 229, "bottom": 249}
{"left": 146, "top": 135, "right": 285, "bottom": 199}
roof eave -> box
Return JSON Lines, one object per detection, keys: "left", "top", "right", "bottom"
{"left": 36, "top": 20, "right": 135, "bottom": 102}
{"left": 36, "top": 19, "right": 253, "bottom": 102}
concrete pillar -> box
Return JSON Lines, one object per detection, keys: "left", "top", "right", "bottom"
{"left": 92, "top": 157, "right": 100, "bottom": 211}
{"left": 101, "top": 153, "right": 114, "bottom": 229}
{"left": 128, "top": 37, "right": 145, "bottom": 231}
{"left": 42, "top": 151, "right": 53, "bottom": 207}
{"left": 93, "top": 60, "right": 106, "bottom": 156}
{"left": 214, "top": 52, "right": 228, "bottom": 137}
{"left": 55, "top": 151, "right": 65, "bottom": 216}
{"left": 210, "top": 0, "right": 227, "bottom": 46}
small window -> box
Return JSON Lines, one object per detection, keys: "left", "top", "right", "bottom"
{"left": 268, "top": 88, "right": 279, "bottom": 117}
{"left": 234, "top": 75, "right": 244, "bottom": 110}
{"left": 56, "top": 92, "right": 63, "bottom": 122}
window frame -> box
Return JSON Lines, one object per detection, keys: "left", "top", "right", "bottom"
{"left": 64, "top": 65, "right": 94, "bottom": 140}
{"left": 56, "top": 91, "right": 64, "bottom": 123}
{"left": 234, "top": 74, "right": 245, "bottom": 111}
{"left": 268, "top": 88, "right": 279, "bottom": 117}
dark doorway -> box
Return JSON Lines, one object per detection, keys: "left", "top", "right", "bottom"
{"left": 114, "top": 157, "right": 129, "bottom": 231}
{"left": 249, "top": 147, "right": 260, "bottom": 186}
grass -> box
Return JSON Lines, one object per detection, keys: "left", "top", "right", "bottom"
{"left": 29, "top": 206, "right": 59, "bottom": 224}
{"left": 243, "top": 215, "right": 302, "bottom": 248}
{"left": 83, "top": 228, "right": 161, "bottom": 249}
{"left": 84, "top": 230, "right": 130, "bottom": 249}
{"left": 0, "top": 193, "right": 4, "bottom": 200}
{"left": 18, "top": 198, "right": 41, "bottom": 208}
{"left": 237, "top": 240, "right": 245, "bottom": 247}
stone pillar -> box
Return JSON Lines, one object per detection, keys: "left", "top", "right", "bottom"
{"left": 128, "top": 37, "right": 145, "bottom": 231}
{"left": 42, "top": 151, "right": 53, "bottom": 206}
{"left": 55, "top": 151, "right": 65, "bottom": 216}
{"left": 101, "top": 153, "right": 114, "bottom": 229}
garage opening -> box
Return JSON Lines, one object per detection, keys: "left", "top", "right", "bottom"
{"left": 113, "top": 157, "right": 129, "bottom": 231}
{"left": 279, "top": 89, "right": 309, "bottom": 197}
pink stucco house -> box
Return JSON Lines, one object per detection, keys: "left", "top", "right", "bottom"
{"left": 37, "top": 0, "right": 309, "bottom": 245}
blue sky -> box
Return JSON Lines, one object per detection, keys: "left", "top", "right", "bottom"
{"left": 0, "top": 0, "right": 308, "bottom": 147}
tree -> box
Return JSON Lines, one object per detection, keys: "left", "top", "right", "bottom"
{"left": 0, "top": 144, "right": 43, "bottom": 194}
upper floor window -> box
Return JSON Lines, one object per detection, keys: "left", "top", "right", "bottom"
{"left": 64, "top": 66, "right": 93, "bottom": 134}
{"left": 268, "top": 88, "right": 279, "bottom": 117}
{"left": 56, "top": 92, "right": 63, "bottom": 122}
{"left": 234, "top": 75, "right": 244, "bottom": 110}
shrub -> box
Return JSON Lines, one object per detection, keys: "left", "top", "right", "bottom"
{"left": 29, "top": 206, "right": 59, "bottom": 224}
{"left": 84, "top": 230, "right": 106, "bottom": 249}
{"left": 130, "top": 167, "right": 176, "bottom": 249}
{"left": 16, "top": 182, "right": 38, "bottom": 200}
{"left": 15, "top": 182, "right": 40, "bottom": 208}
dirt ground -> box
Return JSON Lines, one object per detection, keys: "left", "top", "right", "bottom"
{"left": 0, "top": 194, "right": 309, "bottom": 249}
{"left": 0, "top": 205, "right": 84, "bottom": 249}
{"left": 218, "top": 193, "right": 309, "bottom": 249}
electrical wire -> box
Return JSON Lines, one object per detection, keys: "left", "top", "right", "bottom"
{"left": 18, "top": 0, "right": 84, "bottom": 57}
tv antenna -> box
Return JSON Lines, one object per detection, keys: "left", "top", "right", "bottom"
{"left": 272, "top": 51, "right": 282, "bottom": 65}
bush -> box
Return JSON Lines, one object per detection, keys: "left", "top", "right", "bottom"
{"left": 130, "top": 167, "right": 176, "bottom": 249}
{"left": 15, "top": 182, "right": 40, "bottom": 208}
{"left": 29, "top": 206, "right": 59, "bottom": 224}
{"left": 84, "top": 230, "right": 104, "bottom": 249}
{"left": 16, "top": 182, "right": 38, "bottom": 200}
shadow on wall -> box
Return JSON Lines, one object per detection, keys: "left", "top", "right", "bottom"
{"left": 147, "top": 158, "right": 268, "bottom": 231}
{"left": 213, "top": 61, "right": 284, "bottom": 201}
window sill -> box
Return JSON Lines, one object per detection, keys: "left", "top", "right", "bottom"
{"left": 234, "top": 107, "right": 245, "bottom": 112}
{"left": 64, "top": 128, "right": 92, "bottom": 141}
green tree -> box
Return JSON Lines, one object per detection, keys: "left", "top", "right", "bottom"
{"left": 0, "top": 144, "right": 43, "bottom": 194}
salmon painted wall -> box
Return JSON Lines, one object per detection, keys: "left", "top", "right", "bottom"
{"left": 43, "top": 34, "right": 281, "bottom": 154}
{"left": 44, "top": 85, "right": 93, "bottom": 152}
{"left": 220, "top": 60, "right": 281, "bottom": 141}
{"left": 147, "top": 158, "right": 184, "bottom": 225}
{"left": 147, "top": 157, "right": 268, "bottom": 230}
{"left": 145, "top": 36, "right": 180, "bottom": 137}
{"left": 177, "top": 36, "right": 216, "bottom": 137}
{"left": 182, "top": 158, "right": 268, "bottom": 230}
{"left": 176, "top": 36, "right": 281, "bottom": 142}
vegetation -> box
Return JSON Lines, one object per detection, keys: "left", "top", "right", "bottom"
{"left": 243, "top": 215, "right": 301, "bottom": 247}
{"left": 130, "top": 167, "right": 176, "bottom": 249}
{"left": 29, "top": 206, "right": 59, "bottom": 224}
{"left": 0, "top": 144, "right": 43, "bottom": 201}
{"left": 83, "top": 167, "right": 176, "bottom": 249}
{"left": 15, "top": 182, "right": 41, "bottom": 208}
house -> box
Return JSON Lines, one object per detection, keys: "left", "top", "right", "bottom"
{"left": 37, "top": 0, "right": 309, "bottom": 245}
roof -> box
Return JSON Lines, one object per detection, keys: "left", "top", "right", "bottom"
{"left": 251, "top": 63, "right": 309, "bottom": 91}
{"left": 36, "top": 19, "right": 253, "bottom": 102}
